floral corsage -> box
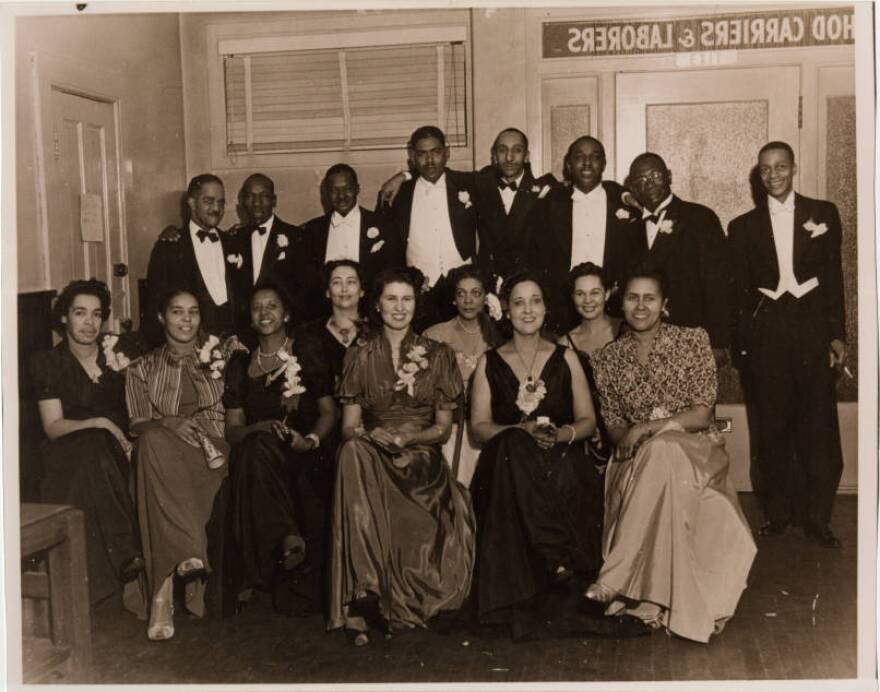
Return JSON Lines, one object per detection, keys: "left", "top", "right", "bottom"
{"left": 516, "top": 377, "right": 547, "bottom": 417}
{"left": 197, "top": 334, "right": 249, "bottom": 380}
{"left": 277, "top": 348, "right": 307, "bottom": 400}
{"left": 394, "top": 344, "right": 430, "bottom": 396}
{"left": 101, "top": 331, "right": 146, "bottom": 374}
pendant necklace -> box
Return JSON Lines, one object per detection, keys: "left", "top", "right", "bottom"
{"left": 513, "top": 341, "right": 541, "bottom": 391}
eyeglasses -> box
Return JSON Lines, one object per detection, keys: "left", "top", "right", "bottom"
{"left": 631, "top": 170, "right": 666, "bottom": 186}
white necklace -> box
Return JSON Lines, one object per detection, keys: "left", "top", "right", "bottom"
{"left": 257, "top": 337, "right": 289, "bottom": 374}
{"left": 456, "top": 316, "right": 481, "bottom": 335}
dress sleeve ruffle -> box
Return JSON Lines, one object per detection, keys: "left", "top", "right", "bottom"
{"left": 430, "top": 341, "right": 464, "bottom": 410}
{"left": 337, "top": 343, "right": 367, "bottom": 406}
{"left": 30, "top": 349, "right": 58, "bottom": 401}
{"left": 222, "top": 350, "right": 249, "bottom": 410}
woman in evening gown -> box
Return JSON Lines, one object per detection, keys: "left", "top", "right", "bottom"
{"left": 296, "top": 260, "right": 365, "bottom": 389}
{"left": 328, "top": 267, "right": 475, "bottom": 646}
{"left": 31, "top": 279, "right": 144, "bottom": 607}
{"left": 424, "top": 264, "right": 503, "bottom": 486}
{"left": 587, "top": 270, "right": 757, "bottom": 643}
{"left": 558, "top": 262, "right": 624, "bottom": 470}
{"left": 469, "top": 271, "right": 607, "bottom": 639}
{"left": 126, "top": 289, "right": 230, "bottom": 640}
{"left": 225, "top": 282, "right": 338, "bottom": 615}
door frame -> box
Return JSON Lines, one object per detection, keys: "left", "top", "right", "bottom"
{"left": 28, "top": 50, "right": 130, "bottom": 321}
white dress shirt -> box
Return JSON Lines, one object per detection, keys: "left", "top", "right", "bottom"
{"left": 759, "top": 192, "right": 819, "bottom": 300}
{"left": 570, "top": 184, "right": 608, "bottom": 269}
{"left": 643, "top": 194, "right": 674, "bottom": 249}
{"left": 406, "top": 173, "right": 467, "bottom": 286}
{"left": 499, "top": 171, "right": 525, "bottom": 215}
{"left": 325, "top": 206, "right": 362, "bottom": 262}
{"left": 189, "top": 220, "right": 228, "bottom": 306}
{"left": 250, "top": 215, "right": 275, "bottom": 284}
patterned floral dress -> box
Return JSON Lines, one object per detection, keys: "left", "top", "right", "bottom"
{"left": 591, "top": 323, "right": 756, "bottom": 642}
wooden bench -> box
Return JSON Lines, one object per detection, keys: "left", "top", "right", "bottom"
{"left": 21, "top": 503, "right": 92, "bottom": 683}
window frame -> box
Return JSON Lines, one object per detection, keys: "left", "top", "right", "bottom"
{"left": 206, "top": 19, "right": 473, "bottom": 170}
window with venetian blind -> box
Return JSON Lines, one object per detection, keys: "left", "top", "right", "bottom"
{"left": 220, "top": 27, "right": 468, "bottom": 155}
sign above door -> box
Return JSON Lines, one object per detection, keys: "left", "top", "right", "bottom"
{"left": 543, "top": 6, "right": 853, "bottom": 59}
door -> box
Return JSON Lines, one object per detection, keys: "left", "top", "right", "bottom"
{"left": 541, "top": 76, "right": 599, "bottom": 181}
{"left": 46, "top": 89, "right": 129, "bottom": 330}
{"left": 616, "top": 66, "right": 801, "bottom": 231}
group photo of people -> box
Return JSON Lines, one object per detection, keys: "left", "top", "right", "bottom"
{"left": 8, "top": 3, "right": 871, "bottom": 688}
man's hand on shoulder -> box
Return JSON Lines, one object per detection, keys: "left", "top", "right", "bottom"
{"left": 379, "top": 171, "right": 409, "bottom": 207}
{"left": 158, "top": 225, "right": 181, "bottom": 243}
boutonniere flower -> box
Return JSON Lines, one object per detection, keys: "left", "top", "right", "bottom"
{"left": 366, "top": 226, "right": 380, "bottom": 239}
{"left": 101, "top": 333, "right": 144, "bottom": 373}
{"left": 615, "top": 207, "right": 631, "bottom": 221}
{"left": 226, "top": 253, "right": 243, "bottom": 269}
{"left": 657, "top": 219, "right": 674, "bottom": 235}
{"left": 516, "top": 378, "right": 547, "bottom": 417}
{"left": 803, "top": 219, "right": 828, "bottom": 238}
{"left": 198, "top": 334, "right": 248, "bottom": 379}
{"left": 276, "top": 349, "right": 307, "bottom": 400}
{"left": 276, "top": 234, "right": 289, "bottom": 248}
{"left": 458, "top": 190, "right": 472, "bottom": 209}
{"left": 394, "top": 344, "right": 430, "bottom": 396}
{"left": 370, "top": 240, "right": 385, "bottom": 254}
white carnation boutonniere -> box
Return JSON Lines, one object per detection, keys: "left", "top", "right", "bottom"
{"left": 803, "top": 219, "right": 828, "bottom": 238}
{"left": 366, "top": 226, "right": 380, "bottom": 239}
{"left": 394, "top": 344, "right": 430, "bottom": 397}
{"left": 370, "top": 240, "right": 385, "bottom": 254}
{"left": 657, "top": 218, "right": 675, "bottom": 235}
{"left": 516, "top": 377, "right": 547, "bottom": 417}
{"left": 101, "top": 333, "right": 143, "bottom": 374}
{"left": 198, "top": 334, "right": 248, "bottom": 380}
{"left": 226, "top": 253, "right": 244, "bottom": 269}
{"left": 615, "top": 207, "right": 632, "bottom": 221}
{"left": 276, "top": 348, "right": 307, "bottom": 406}
{"left": 276, "top": 234, "right": 289, "bottom": 248}
{"left": 486, "top": 292, "right": 503, "bottom": 321}
{"left": 458, "top": 190, "right": 472, "bottom": 209}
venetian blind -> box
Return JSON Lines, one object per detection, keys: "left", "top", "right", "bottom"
{"left": 223, "top": 41, "right": 467, "bottom": 155}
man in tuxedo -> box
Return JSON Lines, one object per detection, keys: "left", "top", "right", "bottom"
{"left": 144, "top": 174, "right": 245, "bottom": 345}
{"left": 383, "top": 125, "right": 478, "bottom": 329}
{"left": 473, "top": 128, "right": 558, "bottom": 283}
{"left": 300, "top": 164, "right": 403, "bottom": 316}
{"left": 626, "top": 153, "right": 730, "bottom": 358}
{"left": 233, "top": 173, "right": 307, "bottom": 322}
{"left": 528, "top": 136, "right": 638, "bottom": 332}
{"left": 729, "top": 141, "right": 846, "bottom": 548}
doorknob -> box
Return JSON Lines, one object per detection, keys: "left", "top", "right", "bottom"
{"left": 113, "top": 263, "right": 128, "bottom": 277}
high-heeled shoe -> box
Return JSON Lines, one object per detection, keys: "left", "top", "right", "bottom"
{"left": 584, "top": 582, "right": 618, "bottom": 603}
{"left": 176, "top": 557, "right": 206, "bottom": 581}
{"left": 147, "top": 598, "right": 175, "bottom": 641}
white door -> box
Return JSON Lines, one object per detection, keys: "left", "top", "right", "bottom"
{"left": 616, "top": 66, "right": 801, "bottom": 231}
{"left": 47, "top": 89, "right": 129, "bottom": 330}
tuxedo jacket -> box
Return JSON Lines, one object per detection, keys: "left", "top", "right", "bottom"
{"left": 232, "top": 216, "right": 308, "bottom": 323}
{"left": 629, "top": 195, "right": 730, "bottom": 349}
{"left": 382, "top": 168, "right": 479, "bottom": 270}
{"left": 301, "top": 206, "right": 404, "bottom": 282}
{"left": 728, "top": 193, "right": 845, "bottom": 360}
{"left": 143, "top": 227, "right": 244, "bottom": 346}
{"left": 473, "top": 165, "right": 558, "bottom": 281}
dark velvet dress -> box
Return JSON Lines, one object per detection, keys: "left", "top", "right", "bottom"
{"left": 295, "top": 317, "right": 353, "bottom": 391}
{"left": 223, "top": 335, "right": 334, "bottom": 613}
{"left": 471, "top": 345, "right": 604, "bottom": 625}
{"left": 30, "top": 342, "right": 140, "bottom": 606}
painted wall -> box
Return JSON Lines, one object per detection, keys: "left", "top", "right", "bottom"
{"left": 15, "top": 13, "right": 187, "bottom": 322}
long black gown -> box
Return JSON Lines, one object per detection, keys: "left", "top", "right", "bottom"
{"left": 223, "top": 334, "right": 335, "bottom": 615}
{"left": 30, "top": 342, "right": 141, "bottom": 606}
{"left": 471, "top": 345, "right": 604, "bottom": 626}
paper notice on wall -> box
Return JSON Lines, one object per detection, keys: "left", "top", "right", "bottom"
{"left": 80, "top": 192, "right": 105, "bottom": 242}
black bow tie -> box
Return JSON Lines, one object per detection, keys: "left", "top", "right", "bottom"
{"left": 255, "top": 224, "right": 269, "bottom": 236}
{"left": 196, "top": 229, "right": 220, "bottom": 243}
{"left": 499, "top": 179, "right": 518, "bottom": 192}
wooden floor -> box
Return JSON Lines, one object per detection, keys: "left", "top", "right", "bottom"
{"left": 83, "top": 493, "right": 857, "bottom": 685}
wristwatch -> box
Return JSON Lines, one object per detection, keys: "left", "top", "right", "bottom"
{"left": 305, "top": 433, "right": 320, "bottom": 449}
